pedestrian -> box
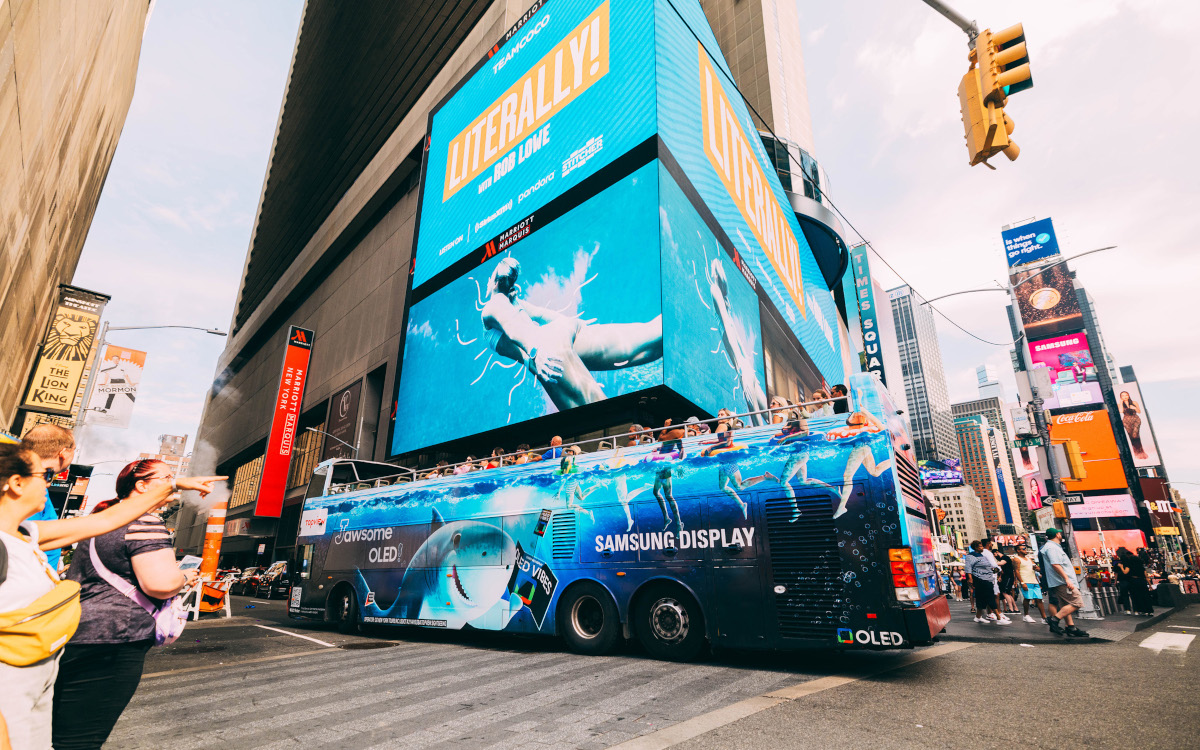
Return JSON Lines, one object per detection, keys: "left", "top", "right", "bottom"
{"left": 993, "top": 547, "right": 1018, "bottom": 613}
{"left": 51, "top": 460, "right": 222, "bottom": 749}
{"left": 961, "top": 568, "right": 973, "bottom": 609}
{"left": 1113, "top": 546, "right": 1133, "bottom": 614}
{"left": 18, "top": 425, "right": 77, "bottom": 572}
{"left": 965, "top": 541, "right": 1007, "bottom": 625}
{"left": 979, "top": 540, "right": 1011, "bottom": 623}
{"left": 830, "top": 384, "right": 849, "bottom": 414}
{"left": 1, "top": 445, "right": 221, "bottom": 750}
{"left": 1040, "top": 528, "right": 1089, "bottom": 638}
{"left": 1116, "top": 548, "right": 1154, "bottom": 616}
{"left": 1013, "top": 542, "right": 1048, "bottom": 623}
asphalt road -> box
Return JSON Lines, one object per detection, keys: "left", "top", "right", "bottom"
{"left": 106, "top": 598, "right": 1199, "bottom": 749}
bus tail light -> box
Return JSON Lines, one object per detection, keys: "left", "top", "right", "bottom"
{"left": 889, "top": 547, "right": 920, "bottom": 603}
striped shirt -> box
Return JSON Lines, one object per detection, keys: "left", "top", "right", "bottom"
{"left": 66, "top": 512, "right": 174, "bottom": 644}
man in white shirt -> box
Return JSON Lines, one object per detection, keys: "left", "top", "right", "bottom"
{"left": 979, "top": 539, "right": 1012, "bottom": 624}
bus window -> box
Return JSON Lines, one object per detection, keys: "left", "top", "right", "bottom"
{"left": 296, "top": 544, "right": 313, "bottom": 580}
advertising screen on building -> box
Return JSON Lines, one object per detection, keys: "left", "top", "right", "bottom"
{"left": 1003, "top": 217, "right": 1060, "bottom": 268}
{"left": 1011, "top": 264, "right": 1082, "bottom": 338}
{"left": 1115, "top": 382, "right": 1161, "bottom": 468}
{"left": 256, "top": 326, "right": 314, "bottom": 517}
{"left": 1068, "top": 493, "right": 1138, "bottom": 519}
{"left": 1028, "top": 332, "right": 1103, "bottom": 409}
{"left": 919, "top": 458, "right": 964, "bottom": 489}
{"left": 1049, "top": 410, "right": 1128, "bottom": 492}
{"left": 1073, "top": 530, "right": 1147, "bottom": 560}
{"left": 413, "top": 0, "right": 657, "bottom": 289}
{"left": 394, "top": 163, "right": 664, "bottom": 454}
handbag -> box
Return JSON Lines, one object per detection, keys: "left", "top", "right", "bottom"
{"left": 87, "top": 538, "right": 188, "bottom": 646}
{"left": 0, "top": 528, "right": 82, "bottom": 666}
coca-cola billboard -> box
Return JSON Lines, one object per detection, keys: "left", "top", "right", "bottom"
{"left": 1049, "top": 409, "right": 1127, "bottom": 492}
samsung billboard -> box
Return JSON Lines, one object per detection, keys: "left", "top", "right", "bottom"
{"left": 394, "top": 0, "right": 843, "bottom": 456}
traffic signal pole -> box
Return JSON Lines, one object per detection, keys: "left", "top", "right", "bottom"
{"left": 919, "top": 0, "right": 979, "bottom": 44}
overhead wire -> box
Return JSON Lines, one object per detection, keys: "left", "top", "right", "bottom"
{"left": 662, "top": 0, "right": 1021, "bottom": 348}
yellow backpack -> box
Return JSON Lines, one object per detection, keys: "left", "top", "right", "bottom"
{"left": 0, "top": 533, "right": 81, "bottom": 666}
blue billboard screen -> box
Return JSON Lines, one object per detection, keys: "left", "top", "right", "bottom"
{"left": 659, "top": 163, "right": 768, "bottom": 424}
{"left": 1003, "top": 217, "right": 1060, "bottom": 268}
{"left": 413, "top": 0, "right": 657, "bottom": 289}
{"left": 393, "top": 162, "right": 664, "bottom": 455}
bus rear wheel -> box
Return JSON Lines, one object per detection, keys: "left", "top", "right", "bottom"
{"left": 332, "top": 587, "right": 359, "bottom": 635}
{"left": 558, "top": 582, "right": 621, "bottom": 655}
{"left": 633, "top": 584, "right": 705, "bottom": 662}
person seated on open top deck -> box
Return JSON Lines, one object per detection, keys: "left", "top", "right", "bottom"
{"left": 541, "top": 436, "right": 564, "bottom": 462}
{"left": 485, "top": 448, "right": 506, "bottom": 470}
{"left": 513, "top": 444, "right": 533, "bottom": 465}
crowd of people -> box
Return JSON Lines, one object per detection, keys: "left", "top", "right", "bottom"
{"left": 416, "top": 385, "right": 850, "bottom": 480}
{"left": 1, "top": 425, "right": 222, "bottom": 750}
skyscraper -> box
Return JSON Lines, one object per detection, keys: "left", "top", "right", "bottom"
{"left": 955, "top": 415, "right": 1023, "bottom": 532}
{"left": 976, "top": 364, "right": 1007, "bottom": 402}
{"left": 952, "top": 396, "right": 1027, "bottom": 521}
{"left": 889, "top": 285, "right": 958, "bottom": 462}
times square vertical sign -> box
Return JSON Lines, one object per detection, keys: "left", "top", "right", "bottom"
{"left": 255, "top": 326, "right": 314, "bottom": 517}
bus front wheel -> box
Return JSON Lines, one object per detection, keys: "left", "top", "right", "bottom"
{"left": 332, "top": 587, "right": 359, "bottom": 635}
{"left": 633, "top": 584, "right": 705, "bottom": 662}
{"left": 558, "top": 582, "right": 621, "bottom": 656}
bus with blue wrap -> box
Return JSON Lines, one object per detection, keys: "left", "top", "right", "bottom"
{"left": 287, "top": 373, "right": 950, "bottom": 660}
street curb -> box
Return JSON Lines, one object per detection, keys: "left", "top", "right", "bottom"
{"left": 937, "top": 606, "right": 1180, "bottom": 645}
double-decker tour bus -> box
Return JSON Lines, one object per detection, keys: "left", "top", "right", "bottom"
{"left": 287, "top": 373, "right": 949, "bottom": 660}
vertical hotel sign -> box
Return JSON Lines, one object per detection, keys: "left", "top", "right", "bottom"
{"left": 21, "top": 285, "right": 109, "bottom": 415}
{"left": 699, "top": 44, "right": 805, "bottom": 319}
{"left": 255, "top": 326, "right": 314, "bottom": 517}
{"left": 849, "top": 244, "right": 886, "bottom": 385}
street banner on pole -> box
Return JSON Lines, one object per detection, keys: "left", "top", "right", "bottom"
{"left": 20, "top": 285, "right": 109, "bottom": 415}
{"left": 255, "top": 326, "right": 314, "bottom": 517}
{"left": 87, "top": 345, "right": 146, "bottom": 428}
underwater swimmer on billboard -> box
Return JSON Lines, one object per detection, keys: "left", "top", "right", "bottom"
{"left": 708, "top": 259, "right": 769, "bottom": 424}
{"left": 481, "top": 257, "right": 663, "bottom": 410}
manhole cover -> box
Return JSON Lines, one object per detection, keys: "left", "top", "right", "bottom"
{"left": 339, "top": 641, "right": 400, "bottom": 650}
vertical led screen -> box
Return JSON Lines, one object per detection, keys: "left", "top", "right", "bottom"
{"left": 659, "top": 163, "right": 767, "bottom": 423}
{"left": 393, "top": 163, "right": 664, "bottom": 455}
{"left": 1011, "top": 264, "right": 1082, "bottom": 339}
{"left": 413, "top": 0, "right": 658, "bottom": 289}
{"left": 1115, "top": 382, "right": 1161, "bottom": 467}
{"left": 1003, "top": 217, "right": 1060, "bottom": 268}
{"left": 652, "top": 0, "right": 843, "bottom": 385}
{"left": 1027, "top": 332, "right": 1103, "bottom": 409}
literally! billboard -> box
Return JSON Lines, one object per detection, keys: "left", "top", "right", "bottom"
{"left": 1003, "top": 217, "right": 1060, "bottom": 268}
{"left": 256, "top": 327, "right": 314, "bottom": 517}
{"left": 394, "top": 0, "right": 843, "bottom": 456}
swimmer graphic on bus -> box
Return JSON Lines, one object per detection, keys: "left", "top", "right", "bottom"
{"left": 824, "top": 410, "right": 892, "bottom": 519}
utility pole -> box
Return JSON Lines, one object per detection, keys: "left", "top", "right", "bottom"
{"left": 920, "top": 0, "right": 979, "bottom": 45}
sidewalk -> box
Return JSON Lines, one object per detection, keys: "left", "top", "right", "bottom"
{"left": 938, "top": 598, "right": 1178, "bottom": 644}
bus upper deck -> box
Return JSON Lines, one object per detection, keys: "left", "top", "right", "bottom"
{"left": 288, "top": 373, "right": 950, "bottom": 659}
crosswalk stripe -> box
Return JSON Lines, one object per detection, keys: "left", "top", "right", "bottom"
{"left": 1139, "top": 632, "right": 1194, "bottom": 653}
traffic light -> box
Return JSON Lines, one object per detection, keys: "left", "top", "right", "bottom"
{"left": 1053, "top": 501, "right": 1067, "bottom": 519}
{"left": 957, "top": 24, "right": 1032, "bottom": 168}
{"left": 1064, "top": 440, "right": 1087, "bottom": 480}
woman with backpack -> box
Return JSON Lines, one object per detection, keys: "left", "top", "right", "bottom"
{"left": 0, "top": 444, "right": 221, "bottom": 750}
{"left": 50, "top": 459, "right": 223, "bottom": 749}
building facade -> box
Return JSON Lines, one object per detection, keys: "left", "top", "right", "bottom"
{"left": 952, "top": 395, "right": 1027, "bottom": 521}
{"left": 954, "top": 415, "right": 1020, "bottom": 533}
{"left": 175, "top": 0, "right": 852, "bottom": 561}
{"left": 137, "top": 433, "right": 191, "bottom": 477}
{"left": 1, "top": 0, "right": 151, "bottom": 429}
{"left": 927, "top": 485, "right": 987, "bottom": 547}
{"left": 889, "top": 285, "right": 958, "bottom": 463}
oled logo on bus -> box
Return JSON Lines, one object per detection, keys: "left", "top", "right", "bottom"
{"left": 837, "top": 628, "right": 854, "bottom": 644}
{"left": 853, "top": 629, "right": 904, "bottom": 646}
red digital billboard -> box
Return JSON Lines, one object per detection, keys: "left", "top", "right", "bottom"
{"left": 1049, "top": 410, "right": 1128, "bottom": 492}
{"left": 255, "top": 326, "right": 314, "bottom": 517}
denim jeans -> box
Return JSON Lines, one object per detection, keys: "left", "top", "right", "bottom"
{"left": 51, "top": 639, "right": 153, "bottom": 749}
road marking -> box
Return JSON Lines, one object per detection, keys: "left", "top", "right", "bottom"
{"left": 609, "top": 643, "right": 973, "bottom": 750}
{"left": 1139, "top": 632, "right": 1194, "bottom": 654}
{"left": 252, "top": 623, "right": 338, "bottom": 647}
{"left": 1167, "top": 625, "right": 1194, "bottom": 629}
{"left": 143, "top": 647, "right": 338, "bottom": 679}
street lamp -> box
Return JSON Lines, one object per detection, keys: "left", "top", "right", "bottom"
{"left": 305, "top": 426, "right": 357, "bottom": 458}
{"left": 75, "top": 322, "right": 228, "bottom": 457}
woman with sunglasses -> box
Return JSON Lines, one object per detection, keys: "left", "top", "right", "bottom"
{"left": 51, "top": 459, "right": 224, "bottom": 750}
{"left": 0, "top": 445, "right": 222, "bottom": 750}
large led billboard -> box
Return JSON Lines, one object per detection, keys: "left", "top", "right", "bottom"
{"left": 1028, "top": 332, "right": 1103, "bottom": 408}
{"left": 919, "top": 458, "right": 964, "bottom": 489}
{"left": 1049, "top": 410, "right": 1128, "bottom": 492}
{"left": 394, "top": 163, "right": 664, "bottom": 454}
{"left": 1003, "top": 217, "right": 1060, "bottom": 268}
{"left": 1011, "top": 263, "right": 1082, "bottom": 338}
{"left": 1115, "top": 382, "right": 1161, "bottom": 468}
{"left": 413, "top": 0, "right": 657, "bottom": 289}
{"left": 394, "top": 0, "right": 845, "bottom": 456}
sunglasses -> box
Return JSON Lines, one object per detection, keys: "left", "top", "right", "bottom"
{"left": 42, "top": 468, "right": 58, "bottom": 482}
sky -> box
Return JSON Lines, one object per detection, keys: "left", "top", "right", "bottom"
{"left": 69, "top": 0, "right": 1197, "bottom": 514}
